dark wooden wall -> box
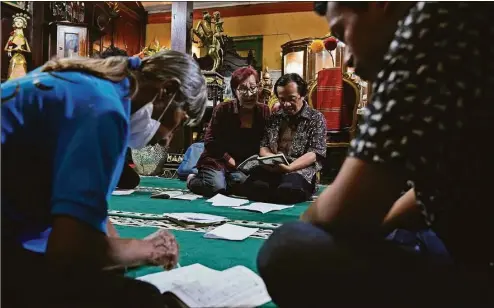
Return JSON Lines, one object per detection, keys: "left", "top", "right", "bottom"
{"left": 1, "top": 1, "right": 146, "bottom": 81}
{"left": 89, "top": 2, "right": 147, "bottom": 57}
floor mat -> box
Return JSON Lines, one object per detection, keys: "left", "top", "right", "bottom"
{"left": 109, "top": 176, "right": 318, "bottom": 307}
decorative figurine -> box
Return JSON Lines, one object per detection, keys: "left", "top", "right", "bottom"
{"left": 259, "top": 67, "right": 274, "bottom": 105}
{"left": 192, "top": 11, "right": 223, "bottom": 72}
{"left": 4, "top": 13, "right": 31, "bottom": 80}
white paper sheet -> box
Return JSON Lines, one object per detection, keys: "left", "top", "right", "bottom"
{"left": 164, "top": 213, "right": 228, "bottom": 224}
{"left": 206, "top": 194, "right": 249, "bottom": 207}
{"left": 204, "top": 223, "right": 258, "bottom": 241}
{"left": 234, "top": 202, "right": 294, "bottom": 214}
{"left": 163, "top": 190, "right": 185, "bottom": 198}
{"left": 112, "top": 189, "right": 135, "bottom": 196}
{"left": 172, "top": 265, "right": 271, "bottom": 308}
{"left": 171, "top": 193, "right": 202, "bottom": 201}
{"left": 136, "top": 263, "right": 219, "bottom": 294}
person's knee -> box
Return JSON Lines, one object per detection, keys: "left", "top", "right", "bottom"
{"left": 117, "top": 168, "right": 141, "bottom": 189}
{"left": 187, "top": 170, "right": 226, "bottom": 197}
{"left": 258, "top": 221, "right": 332, "bottom": 274}
{"left": 274, "top": 186, "right": 310, "bottom": 204}
{"left": 257, "top": 221, "right": 335, "bottom": 307}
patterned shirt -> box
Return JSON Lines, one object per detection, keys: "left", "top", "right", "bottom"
{"left": 261, "top": 102, "right": 327, "bottom": 183}
{"left": 348, "top": 2, "right": 494, "bottom": 268}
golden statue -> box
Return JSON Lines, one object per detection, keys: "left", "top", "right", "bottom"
{"left": 192, "top": 11, "right": 223, "bottom": 72}
{"left": 135, "top": 37, "right": 169, "bottom": 58}
{"left": 212, "top": 11, "right": 224, "bottom": 46}
{"left": 259, "top": 67, "right": 274, "bottom": 105}
{"left": 4, "top": 13, "right": 31, "bottom": 80}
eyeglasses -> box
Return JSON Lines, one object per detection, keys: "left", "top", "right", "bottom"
{"left": 237, "top": 86, "right": 259, "bottom": 96}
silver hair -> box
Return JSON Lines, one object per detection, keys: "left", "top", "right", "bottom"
{"left": 42, "top": 49, "right": 208, "bottom": 126}
{"left": 140, "top": 50, "right": 208, "bottom": 127}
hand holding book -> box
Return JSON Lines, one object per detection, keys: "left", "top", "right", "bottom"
{"left": 237, "top": 153, "right": 290, "bottom": 174}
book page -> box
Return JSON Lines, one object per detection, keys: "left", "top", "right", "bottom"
{"left": 171, "top": 265, "right": 271, "bottom": 308}
{"left": 204, "top": 223, "right": 258, "bottom": 241}
{"left": 258, "top": 153, "right": 288, "bottom": 166}
{"left": 237, "top": 154, "right": 261, "bottom": 173}
{"left": 136, "top": 264, "right": 219, "bottom": 294}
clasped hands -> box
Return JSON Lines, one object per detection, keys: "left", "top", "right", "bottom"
{"left": 140, "top": 229, "right": 179, "bottom": 270}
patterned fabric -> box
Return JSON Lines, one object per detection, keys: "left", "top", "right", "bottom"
{"left": 132, "top": 144, "right": 168, "bottom": 176}
{"left": 261, "top": 102, "right": 327, "bottom": 183}
{"left": 196, "top": 100, "right": 271, "bottom": 171}
{"left": 316, "top": 68, "right": 344, "bottom": 130}
{"left": 348, "top": 2, "right": 494, "bottom": 266}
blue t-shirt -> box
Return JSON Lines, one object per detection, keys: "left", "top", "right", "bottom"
{"left": 1, "top": 68, "right": 131, "bottom": 253}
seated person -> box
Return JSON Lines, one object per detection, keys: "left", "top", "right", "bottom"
{"left": 243, "top": 73, "right": 327, "bottom": 204}
{"left": 2, "top": 50, "right": 207, "bottom": 307}
{"left": 99, "top": 46, "right": 141, "bottom": 190}
{"left": 257, "top": 2, "right": 494, "bottom": 308}
{"left": 188, "top": 66, "right": 270, "bottom": 197}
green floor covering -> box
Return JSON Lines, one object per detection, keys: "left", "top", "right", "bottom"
{"left": 109, "top": 177, "right": 317, "bottom": 307}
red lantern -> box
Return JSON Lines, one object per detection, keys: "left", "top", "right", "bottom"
{"left": 324, "top": 37, "right": 338, "bottom": 51}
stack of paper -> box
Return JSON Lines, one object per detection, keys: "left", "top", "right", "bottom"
{"left": 164, "top": 213, "right": 229, "bottom": 225}
{"left": 137, "top": 263, "right": 271, "bottom": 308}
{"left": 204, "top": 223, "right": 259, "bottom": 241}
{"left": 112, "top": 189, "right": 135, "bottom": 196}
{"left": 234, "top": 202, "right": 294, "bottom": 214}
{"left": 206, "top": 194, "right": 249, "bottom": 207}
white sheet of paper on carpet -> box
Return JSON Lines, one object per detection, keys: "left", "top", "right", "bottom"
{"left": 164, "top": 190, "right": 185, "bottom": 198}
{"left": 137, "top": 264, "right": 271, "bottom": 308}
{"left": 204, "top": 223, "right": 259, "bottom": 241}
{"left": 234, "top": 202, "right": 294, "bottom": 214}
{"left": 171, "top": 193, "right": 202, "bottom": 201}
{"left": 207, "top": 194, "right": 249, "bottom": 207}
{"left": 112, "top": 189, "right": 135, "bottom": 196}
{"left": 164, "top": 213, "right": 228, "bottom": 224}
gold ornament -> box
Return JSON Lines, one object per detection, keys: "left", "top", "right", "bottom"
{"left": 4, "top": 13, "right": 31, "bottom": 80}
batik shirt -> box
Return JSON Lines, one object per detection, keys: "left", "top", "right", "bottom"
{"left": 348, "top": 2, "right": 494, "bottom": 268}
{"left": 261, "top": 102, "right": 327, "bottom": 183}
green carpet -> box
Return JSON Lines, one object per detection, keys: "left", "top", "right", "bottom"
{"left": 109, "top": 176, "right": 315, "bottom": 307}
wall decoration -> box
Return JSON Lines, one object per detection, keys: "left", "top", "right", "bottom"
{"left": 55, "top": 24, "right": 88, "bottom": 58}
{"left": 4, "top": 13, "right": 31, "bottom": 80}
{"left": 50, "top": 2, "right": 85, "bottom": 23}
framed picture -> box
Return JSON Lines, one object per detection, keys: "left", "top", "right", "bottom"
{"left": 55, "top": 24, "right": 88, "bottom": 58}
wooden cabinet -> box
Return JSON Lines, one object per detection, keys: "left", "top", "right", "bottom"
{"left": 89, "top": 2, "right": 146, "bottom": 57}
{"left": 1, "top": 1, "right": 146, "bottom": 80}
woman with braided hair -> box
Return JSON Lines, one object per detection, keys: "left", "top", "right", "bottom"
{"left": 2, "top": 50, "right": 207, "bottom": 307}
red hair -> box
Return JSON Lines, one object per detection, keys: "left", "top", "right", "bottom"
{"left": 230, "top": 66, "right": 258, "bottom": 99}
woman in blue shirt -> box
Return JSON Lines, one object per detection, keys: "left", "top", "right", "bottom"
{"left": 2, "top": 50, "right": 207, "bottom": 307}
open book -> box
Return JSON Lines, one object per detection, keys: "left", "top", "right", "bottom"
{"left": 137, "top": 263, "right": 271, "bottom": 308}
{"left": 237, "top": 153, "right": 289, "bottom": 174}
